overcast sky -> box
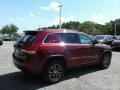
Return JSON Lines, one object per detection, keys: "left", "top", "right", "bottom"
{"left": 0, "top": 0, "right": 120, "bottom": 33}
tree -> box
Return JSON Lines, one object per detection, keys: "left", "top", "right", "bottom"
{"left": 114, "top": 19, "right": 120, "bottom": 35}
{"left": 62, "top": 21, "right": 80, "bottom": 30}
{"left": 42, "top": 18, "right": 120, "bottom": 35}
{"left": 78, "top": 21, "right": 101, "bottom": 35}
{"left": 102, "top": 22, "right": 113, "bottom": 35}
{"left": 1, "top": 24, "right": 18, "bottom": 35}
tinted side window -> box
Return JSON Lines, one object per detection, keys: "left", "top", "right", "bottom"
{"left": 105, "top": 36, "right": 108, "bottom": 41}
{"left": 79, "top": 34, "right": 93, "bottom": 44}
{"left": 58, "top": 33, "right": 78, "bottom": 43}
{"left": 105, "top": 36, "right": 113, "bottom": 41}
{"left": 108, "top": 35, "right": 114, "bottom": 39}
{"left": 44, "top": 34, "right": 60, "bottom": 43}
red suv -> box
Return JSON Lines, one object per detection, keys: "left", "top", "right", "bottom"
{"left": 13, "top": 29, "right": 112, "bottom": 84}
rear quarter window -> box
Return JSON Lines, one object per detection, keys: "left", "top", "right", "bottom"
{"left": 44, "top": 34, "right": 60, "bottom": 43}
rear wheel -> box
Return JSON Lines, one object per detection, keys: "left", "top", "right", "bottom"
{"left": 43, "top": 60, "right": 65, "bottom": 84}
{"left": 100, "top": 53, "right": 111, "bottom": 69}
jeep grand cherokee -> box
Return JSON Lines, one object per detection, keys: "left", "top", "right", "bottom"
{"left": 13, "top": 29, "right": 112, "bottom": 84}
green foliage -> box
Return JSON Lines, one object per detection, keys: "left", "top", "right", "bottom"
{"left": 1, "top": 24, "right": 18, "bottom": 35}
{"left": 46, "top": 18, "right": 120, "bottom": 35}
{"left": 78, "top": 21, "right": 101, "bottom": 35}
{"left": 102, "top": 22, "right": 113, "bottom": 35}
{"left": 62, "top": 21, "right": 80, "bottom": 30}
{"left": 115, "top": 19, "right": 120, "bottom": 35}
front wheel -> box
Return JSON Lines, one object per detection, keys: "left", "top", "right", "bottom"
{"left": 99, "top": 53, "right": 111, "bottom": 69}
{"left": 43, "top": 60, "right": 65, "bottom": 84}
{"left": 0, "top": 41, "right": 3, "bottom": 46}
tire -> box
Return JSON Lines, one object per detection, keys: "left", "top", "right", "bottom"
{"left": 43, "top": 60, "right": 65, "bottom": 84}
{"left": 99, "top": 53, "right": 111, "bottom": 69}
{"left": 0, "top": 41, "right": 3, "bottom": 46}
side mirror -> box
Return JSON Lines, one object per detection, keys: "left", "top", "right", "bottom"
{"left": 92, "top": 40, "right": 98, "bottom": 45}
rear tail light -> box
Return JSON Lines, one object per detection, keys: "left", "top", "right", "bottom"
{"left": 21, "top": 49, "right": 36, "bottom": 54}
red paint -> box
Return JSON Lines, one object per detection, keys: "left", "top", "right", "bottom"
{"left": 13, "top": 29, "right": 112, "bottom": 74}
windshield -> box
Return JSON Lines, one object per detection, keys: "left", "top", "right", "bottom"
{"left": 95, "top": 36, "right": 105, "bottom": 40}
{"left": 116, "top": 36, "right": 120, "bottom": 40}
{"left": 88, "top": 35, "right": 95, "bottom": 40}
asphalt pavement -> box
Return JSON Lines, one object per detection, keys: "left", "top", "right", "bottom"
{"left": 0, "top": 41, "right": 120, "bottom": 90}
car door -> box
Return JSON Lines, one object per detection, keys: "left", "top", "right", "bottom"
{"left": 58, "top": 33, "right": 100, "bottom": 66}
{"left": 58, "top": 33, "right": 84, "bottom": 66}
{"left": 77, "top": 34, "right": 101, "bottom": 65}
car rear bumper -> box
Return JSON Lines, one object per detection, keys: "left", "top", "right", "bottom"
{"left": 13, "top": 53, "right": 44, "bottom": 74}
{"left": 13, "top": 62, "right": 42, "bottom": 74}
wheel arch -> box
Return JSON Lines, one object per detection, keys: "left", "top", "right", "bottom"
{"left": 98, "top": 50, "right": 112, "bottom": 69}
{"left": 99, "top": 50, "right": 112, "bottom": 63}
{"left": 43, "top": 55, "right": 68, "bottom": 70}
{"left": 103, "top": 50, "right": 112, "bottom": 56}
{"left": 100, "top": 50, "right": 112, "bottom": 63}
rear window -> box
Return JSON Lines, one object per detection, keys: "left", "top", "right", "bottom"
{"left": 44, "top": 34, "right": 60, "bottom": 43}
{"left": 17, "top": 31, "right": 38, "bottom": 45}
{"left": 95, "top": 36, "right": 105, "bottom": 40}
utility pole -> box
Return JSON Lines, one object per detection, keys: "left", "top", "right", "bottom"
{"left": 58, "top": 5, "right": 62, "bottom": 29}
{"left": 38, "top": 25, "right": 41, "bottom": 29}
{"left": 114, "top": 21, "right": 120, "bottom": 37}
